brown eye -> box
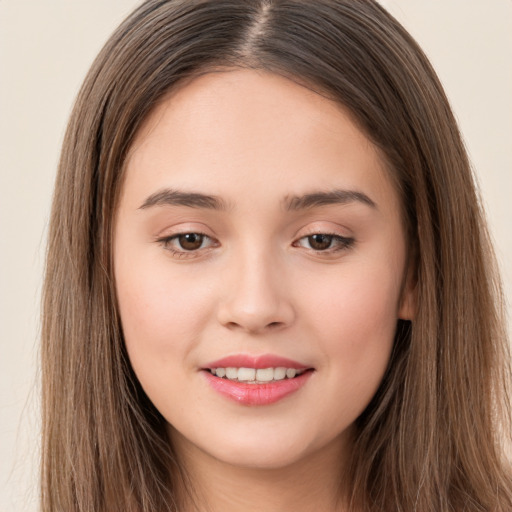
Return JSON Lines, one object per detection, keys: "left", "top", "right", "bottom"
{"left": 307, "top": 234, "right": 333, "bottom": 250}
{"left": 293, "top": 233, "right": 355, "bottom": 253}
{"left": 178, "top": 233, "right": 204, "bottom": 251}
{"left": 157, "top": 231, "right": 217, "bottom": 258}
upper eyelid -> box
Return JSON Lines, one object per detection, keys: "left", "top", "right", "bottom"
{"left": 293, "top": 225, "right": 353, "bottom": 241}
{"left": 156, "top": 233, "right": 218, "bottom": 259}
{"left": 297, "top": 229, "right": 349, "bottom": 237}
{"left": 292, "top": 219, "right": 353, "bottom": 235}
{"left": 159, "top": 230, "right": 211, "bottom": 239}
{"left": 294, "top": 233, "right": 354, "bottom": 246}
{"left": 155, "top": 228, "right": 352, "bottom": 241}
{"left": 154, "top": 223, "right": 214, "bottom": 239}
{"left": 160, "top": 232, "right": 354, "bottom": 250}
{"left": 157, "top": 232, "right": 215, "bottom": 245}
{"left": 154, "top": 220, "right": 354, "bottom": 244}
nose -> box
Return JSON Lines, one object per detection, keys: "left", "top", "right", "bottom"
{"left": 216, "top": 248, "right": 295, "bottom": 334}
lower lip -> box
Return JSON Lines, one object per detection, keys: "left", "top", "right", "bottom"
{"left": 202, "top": 370, "right": 313, "bottom": 406}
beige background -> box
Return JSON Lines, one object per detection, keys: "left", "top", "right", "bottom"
{"left": 0, "top": 1, "right": 510, "bottom": 510}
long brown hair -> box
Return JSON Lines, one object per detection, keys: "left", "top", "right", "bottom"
{"left": 41, "top": 1, "right": 512, "bottom": 510}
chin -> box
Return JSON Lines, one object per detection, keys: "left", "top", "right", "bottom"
{"left": 211, "top": 440, "right": 312, "bottom": 470}
{"left": 175, "top": 419, "right": 347, "bottom": 472}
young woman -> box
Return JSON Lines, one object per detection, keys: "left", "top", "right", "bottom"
{"left": 41, "top": 1, "right": 512, "bottom": 511}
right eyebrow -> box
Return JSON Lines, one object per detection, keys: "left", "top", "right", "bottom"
{"left": 138, "top": 188, "right": 229, "bottom": 211}
{"left": 284, "top": 189, "right": 377, "bottom": 211}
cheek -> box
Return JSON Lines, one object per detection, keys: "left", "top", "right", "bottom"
{"left": 300, "top": 258, "right": 402, "bottom": 408}
{"left": 114, "top": 252, "right": 215, "bottom": 373}
{"left": 306, "top": 258, "right": 402, "bottom": 340}
{"left": 115, "top": 261, "right": 217, "bottom": 420}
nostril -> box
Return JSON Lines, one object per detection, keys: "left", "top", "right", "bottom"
{"left": 223, "top": 320, "right": 284, "bottom": 332}
{"left": 216, "top": 293, "right": 295, "bottom": 333}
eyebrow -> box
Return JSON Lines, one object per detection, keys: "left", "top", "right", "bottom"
{"left": 139, "top": 188, "right": 229, "bottom": 210}
{"left": 284, "top": 189, "right": 377, "bottom": 211}
{"left": 138, "top": 187, "right": 376, "bottom": 212}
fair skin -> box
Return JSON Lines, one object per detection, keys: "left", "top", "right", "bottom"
{"left": 114, "top": 69, "right": 414, "bottom": 512}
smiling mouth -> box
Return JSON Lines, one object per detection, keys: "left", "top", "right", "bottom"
{"left": 206, "top": 367, "right": 312, "bottom": 384}
{"left": 202, "top": 361, "right": 315, "bottom": 405}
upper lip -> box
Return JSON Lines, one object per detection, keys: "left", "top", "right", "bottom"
{"left": 204, "top": 354, "right": 311, "bottom": 370}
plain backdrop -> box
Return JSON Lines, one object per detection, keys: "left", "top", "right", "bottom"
{"left": 0, "top": 1, "right": 511, "bottom": 510}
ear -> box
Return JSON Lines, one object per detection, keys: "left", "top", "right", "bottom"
{"left": 398, "top": 264, "right": 417, "bottom": 321}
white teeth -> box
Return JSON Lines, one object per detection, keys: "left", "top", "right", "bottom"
{"left": 209, "top": 366, "right": 306, "bottom": 383}
{"left": 273, "top": 367, "right": 287, "bottom": 380}
{"left": 255, "top": 368, "right": 274, "bottom": 382}
{"left": 237, "top": 367, "right": 256, "bottom": 381}
{"left": 225, "top": 367, "right": 238, "bottom": 379}
{"left": 286, "top": 368, "right": 297, "bottom": 379}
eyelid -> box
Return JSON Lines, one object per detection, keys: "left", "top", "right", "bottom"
{"left": 154, "top": 221, "right": 213, "bottom": 239}
{"left": 292, "top": 222, "right": 353, "bottom": 241}
{"left": 154, "top": 224, "right": 219, "bottom": 259}
{"left": 293, "top": 233, "right": 354, "bottom": 252}
{"left": 293, "top": 217, "right": 352, "bottom": 233}
{"left": 154, "top": 222, "right": 355, "bottom": 258}
{"left": 292, "top": 223, "right": 355, "bottom": 254}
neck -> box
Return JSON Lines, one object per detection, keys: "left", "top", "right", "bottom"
{"left": 170, "top": 428, "right": 354, "bottom": 512}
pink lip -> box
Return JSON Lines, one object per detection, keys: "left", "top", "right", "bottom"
{"left": 202, "top": 371, "right": 313, "bottom": 406}
{"left": 204, "top": 354, "right": 309, "bottom": 370}
{"left": 201, "top": 353, "right": 314, "bottom": 406}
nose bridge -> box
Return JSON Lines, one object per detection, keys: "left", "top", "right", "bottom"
{"left": 217, "top": 240, "right": 294, "bottom": 333}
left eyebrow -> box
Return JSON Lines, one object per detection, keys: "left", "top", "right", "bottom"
{"left": 283, "top": 189, "right": 377, "bottom": 211}
{"left": 138, "top": 188, "right": 229, "bottom": 210}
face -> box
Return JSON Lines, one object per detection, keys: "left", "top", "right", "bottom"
{"left": 114, "top": 69, "right": 414, "bottom": 471}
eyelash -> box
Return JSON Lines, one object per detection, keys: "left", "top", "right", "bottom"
{"left": 292, "top": 233, "right": 355, "bottom": 253}
{"left": 156, "top": 232, "right": 355, "bottom": 259}
{"left": 156, "top": 232, "right": 217, "bottom": 259}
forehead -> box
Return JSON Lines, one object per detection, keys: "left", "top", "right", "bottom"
{"left": 122, "top": 69, "right": 399, "bottom": 217}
